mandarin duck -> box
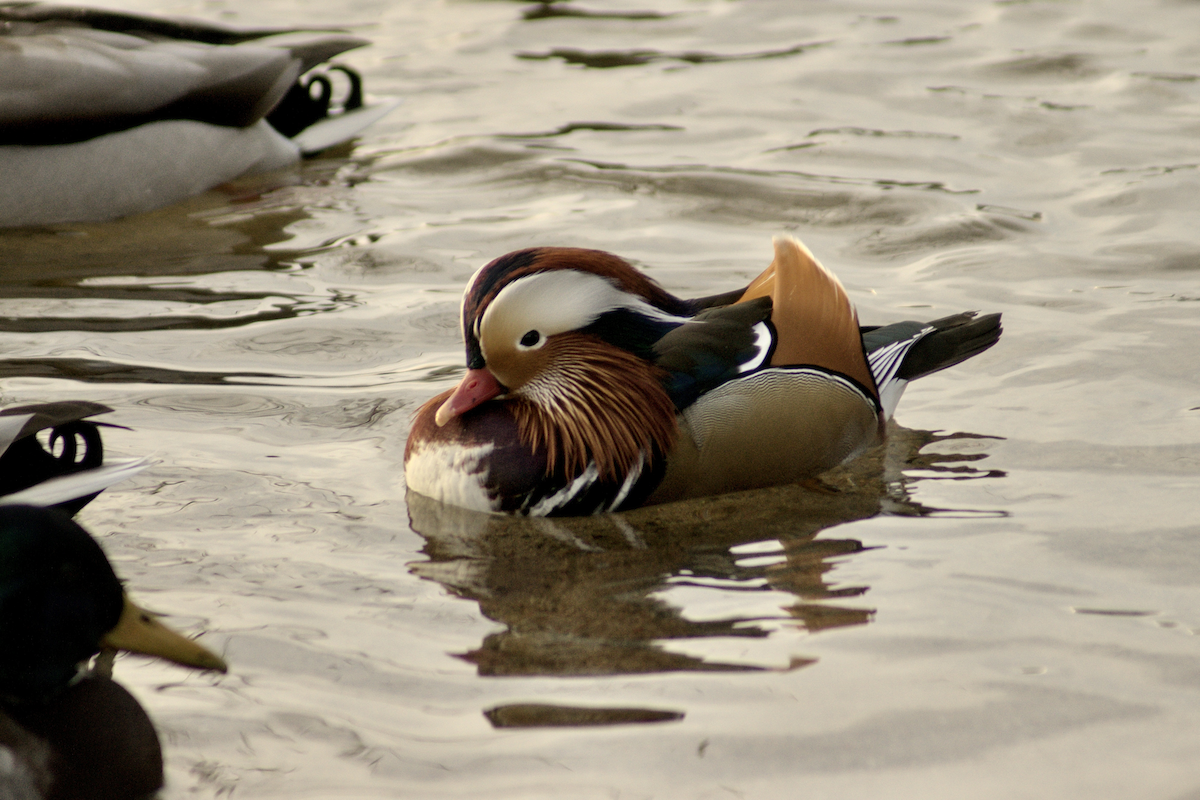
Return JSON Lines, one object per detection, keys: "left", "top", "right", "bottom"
{"left": 405, "top": 236, "right": 1002, "bottom": 516}
{"left": 0, "top": 401, "right": 148, "bottom": 515}
{"left": 0, "top": 504, "right": 227, "bottom": 800}
{"left": 0, "top": 3, "right": 400, "bottom": 227}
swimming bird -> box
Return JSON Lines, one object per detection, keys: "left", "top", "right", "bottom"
{"left": 0, "top": 401, "right": 147, "bottom": 515}
{"left": 0, "top": 504, "right": 227, "bottom": 800}
{"left": 0, "top": 3, "right": 400, "bottom": 228}
{"left": 405, "top": 236, "right": 1002, "bottom": 516}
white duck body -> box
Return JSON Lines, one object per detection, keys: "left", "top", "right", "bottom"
{"left": 0, "top": 5, "right": 398, "bottom": 227}
{"left": 0, "top": 119, "right": 300, "bottom": 227}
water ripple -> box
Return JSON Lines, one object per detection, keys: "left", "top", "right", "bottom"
{"left": 517, "top": 42, "right": 826, "bottom": 69}
{"left": 0, "top": 358, "right": 283, "bottom": 385}
{"left": 520, "top": 2, "right": 677, "bottom": 22}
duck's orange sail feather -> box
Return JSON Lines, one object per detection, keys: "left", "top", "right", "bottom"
{"left": 738, "top": 236, "right": 878, "bottom": 398}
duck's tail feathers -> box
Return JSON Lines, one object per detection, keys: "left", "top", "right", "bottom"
{"left": 0, "top": 401, "right": 147, "bottom": 514}
{"left": 865, "top": 312, "right": 1002, "bottom": 418}
{"left": 290, "top": 97, "right": 402, "bottom": 154}
{"left": 280, "top": 36, "right": 371, "bottom": 74}
{"left": 895, "top": 312, "right": 1003, "bottom": 381}
{"left": 0, "top": 458, "right": 152, "bottom": 514}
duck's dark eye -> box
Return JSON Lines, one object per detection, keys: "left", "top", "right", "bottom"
{"left": 520, "top": 330, "right": 541, "bottom": 347}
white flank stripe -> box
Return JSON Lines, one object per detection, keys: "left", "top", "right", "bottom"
{"left": 529, "top": 461, "right": 600, "bottom": 516}
{"left": 606, "top": 451, "right": 646, "bottom": 512}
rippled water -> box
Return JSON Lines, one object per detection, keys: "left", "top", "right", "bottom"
{"left": 4, "top": 0, "right": 1200, "bottom": 796}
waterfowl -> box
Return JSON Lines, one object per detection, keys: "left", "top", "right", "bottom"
{"left": 0, "top": 504, "right": 227, "bottom": 800}
{"left": 405, "top": 235, "right": 1002, "bottom": 516}
{"left": 0, "top": 3, "right": 399, "bottom": 228}
{"left": 0, "top": 401, "right": 147, "bottom": 514}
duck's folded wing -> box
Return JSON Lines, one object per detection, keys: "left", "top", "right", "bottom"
{"left": 290, "top": 96, "right": 403, "bottom": 155}
{"left": 651, "top": 297, "right": 774, "bottom": 409}
{"left": 0, "top": 400, "right": 113, "bottom": 450}
{"left": 738, "top": 235, "right": 878, "bottom": 395}
{"left": 0, "top": 4, "right": 308, "bottom": 45}
{"left": 0, "top": 401, "right": 145, "bottom": 510}
{"left": 0, "top": 457, "right": 150, "bottom": 508}
{"left": 0, "top": 27, "right": 367, "bottom": 144}
{"left": 865, "top": 312, "right": 1003, "bottom": 418}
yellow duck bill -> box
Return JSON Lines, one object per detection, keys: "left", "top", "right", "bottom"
{"left": 100, "top": 594, "right": 228, "bottom": 674}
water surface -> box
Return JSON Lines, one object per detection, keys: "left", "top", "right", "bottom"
{"left": 2, "top": 0, "right": 1199, "bottom": 797}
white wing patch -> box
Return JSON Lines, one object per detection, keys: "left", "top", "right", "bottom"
{"left": 737, "top": 321, "right": 774, "bottom": 374}
{"left": 867, "top": 325, "right": 934, "bottom": 419}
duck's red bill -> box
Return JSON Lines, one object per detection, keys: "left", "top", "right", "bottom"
{"left": 435, "top": 368, "right": 503, "bottom": 426}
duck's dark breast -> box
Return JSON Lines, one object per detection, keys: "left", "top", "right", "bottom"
{"left": 405, "top": 394, "right": 667, "bottom": 516}
{"left": 405, "top": 393, "right": 547, "bottom": 513}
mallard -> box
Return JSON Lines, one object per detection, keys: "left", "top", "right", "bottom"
{"left": 0, "top": 2, "right": 399, "bottom": 227}
{"left": 405, "top": 235, "right": 1002, "bottom": 515}
{"left": 0, "top": 504, "right": 227, "bottom": 800}
{"left": 0, "top": 401, "right": 147, "bottom": 514}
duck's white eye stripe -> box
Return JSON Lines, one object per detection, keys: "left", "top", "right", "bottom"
{"left": 482, "top": 271, "right": 620, "bottom": 339}
{"left": 482, "top": 270, "right": 688, "bottom": 341}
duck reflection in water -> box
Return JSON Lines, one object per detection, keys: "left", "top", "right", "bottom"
{"left": 407, "top": 424, "right": 1003, "bottom": 724}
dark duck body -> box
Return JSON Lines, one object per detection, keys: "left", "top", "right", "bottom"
{"left": 0, "top": 401, "right": 146, "bottom": 514}
{"left": 405, "top": 236, "right": 1002, "bottom": 516}
{"left": 0, "top": 505, "right": 227, "bottom": 800}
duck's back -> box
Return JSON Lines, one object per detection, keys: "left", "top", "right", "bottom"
{"left": 0, "top": 5, "right": 381, "bottom": 227}
{"left": 648, "top": 237, "right": 883, "bottom": 504}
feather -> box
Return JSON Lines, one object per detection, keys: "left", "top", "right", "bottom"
{"left": 514, "top": 333, "right": 676, "bottom": 482}
{"left": 461, "top": 247, "right": 691, "bottom": 369}
{"left": 0, "top": 28, "right": 368, "bottom": 145}
{"left": 405, "top": 236, "right": 1003, "bottom": 516}
{"left": 892, "top": 312, "right": 1003, "bottom": 381}
{"left": 738, "top": 236, "right": 878, "bottom": 397}
{"left": 862, "top": 312, "right": 1002, "bottom": 418}
{"left": 652, "top": 297, "right": 774, "bottom": 408}
{"left": 0, "top": 6, "right": 395, "bottom": 227}
{"left": 0, "top": 401, "right": 147, "bottom": 513}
